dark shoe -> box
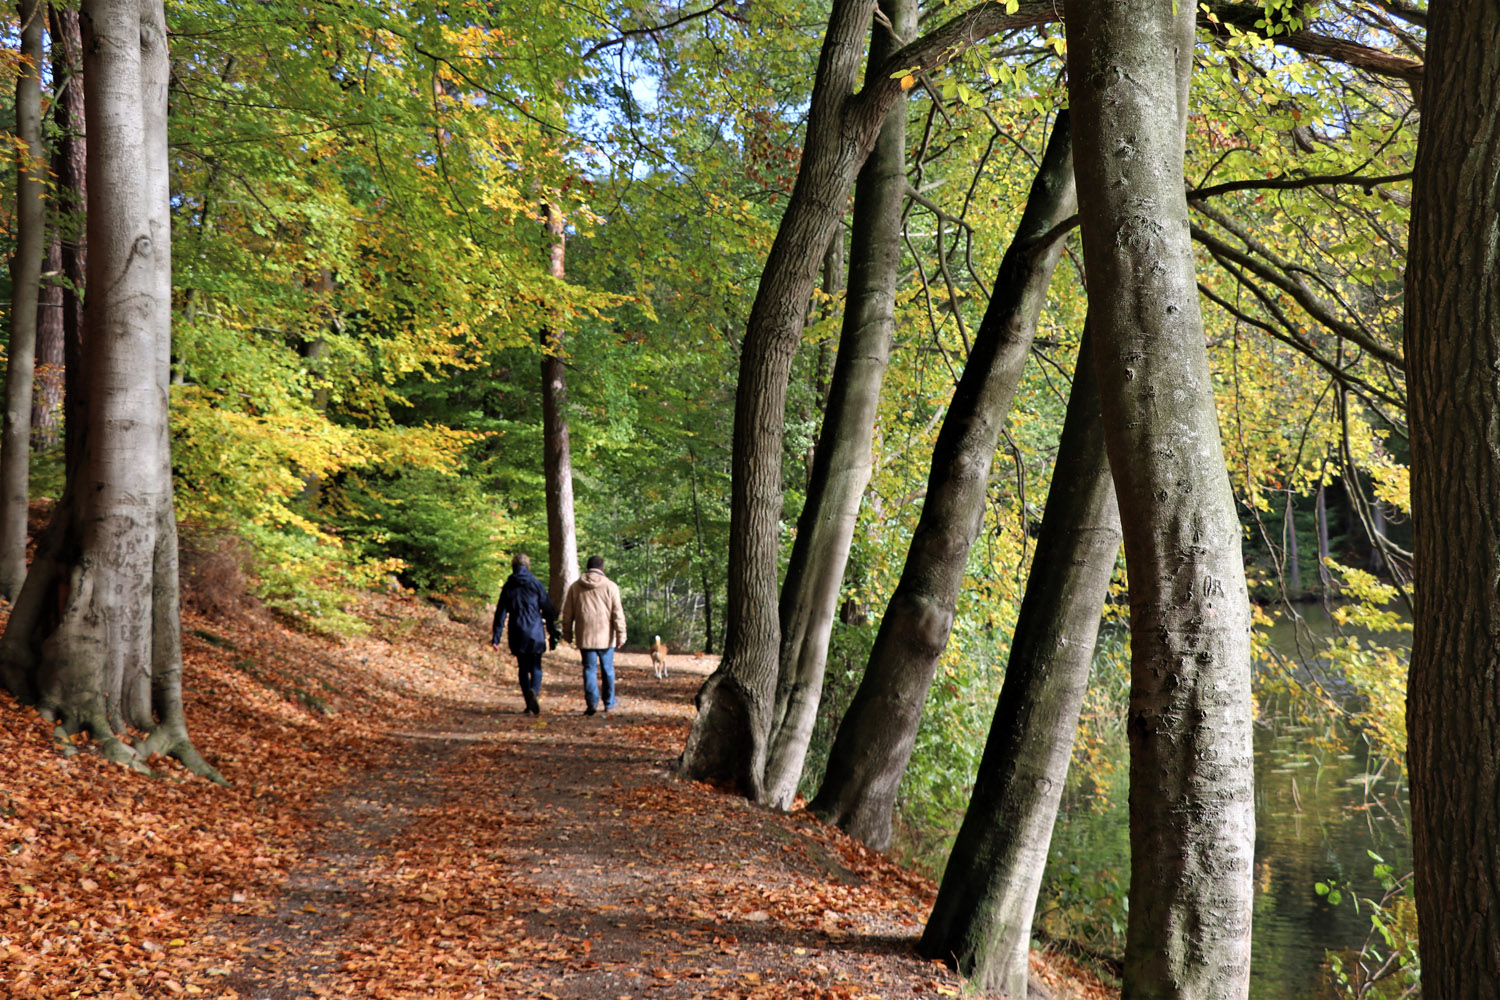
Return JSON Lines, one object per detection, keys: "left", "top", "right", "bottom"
{"left": 584, "top": 706, "right": 597, "bottom": 716}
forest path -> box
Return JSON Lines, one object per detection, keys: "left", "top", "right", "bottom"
{"left": 212, "top": 640, "right": 964, "bottom": 1000}
{"left": 1, "top": 591, "right": 1109, "bottom": 999}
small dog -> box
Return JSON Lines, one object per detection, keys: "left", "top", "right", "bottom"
{"left": 650, "top": 635, "right": 669, "bottom": 679}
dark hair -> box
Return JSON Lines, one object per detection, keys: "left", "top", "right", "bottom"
{"left": 512, "top": 552, "right": 531, "bottom": 571}
{"left": 586, "top": 555, "right": 604, "bottom": 571}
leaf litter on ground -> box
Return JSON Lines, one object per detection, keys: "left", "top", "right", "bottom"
{"left": 0, "top": 590, "right": 1115, "bottom": 999}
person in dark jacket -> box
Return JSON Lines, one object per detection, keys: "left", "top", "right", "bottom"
{"left": 491, "top": 552, "right": 559, "bottom": 715}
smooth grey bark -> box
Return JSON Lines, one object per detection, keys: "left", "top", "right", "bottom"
{"left": 1368, "top": 499, "right": 1385, "bottom": 575}
{"left": 32, "top": 237, "right": 63, "bottom": 452}
{"left": 1063, "top": 0, "right": 1255, "bottom": 997}
{"left": 540, "top": 203, "right": 579, "bottom": 609}
{"left": 688, "top": 446, "right": 714, "bottom": 653}
{"left": 1404, "top": 0, "right": 1500, "bottom": 995}
{"left": 762, "top": 0, "right": 916, "bottom": 812}
{"left": 810, "top": 111, "right": 1076, "bottom": 849}
{"left": 0, "top": 0, "right": 220, "bottom": 782}
{"left": 676, "top": 0, "right": 882, "bottom": 797}
{"left": 1283, "top": 497, "right": 1301, "bottom": 596}
{"left": 675, "top": 0, "right": 1052, "bottom": 799}
{"left": 918, "top": 323, "right": 1120, "bottom": 997}
{"left": 49, "top": 4, "right": 86, "bottom": 474}
{"left": 0, "top": 0, "right": 47, "bottom": 599}
{"left": 1315, "top": 481, "right": 1331, "bottom": 591}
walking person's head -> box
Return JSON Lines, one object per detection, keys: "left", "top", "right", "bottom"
{"left": 512, "top": 552, "right": 531, "bottom": 572}
{"left": 586, "top": 555, "right": 605, "bottom": 571}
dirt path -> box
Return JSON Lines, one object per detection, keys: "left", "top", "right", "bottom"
{"left": 214, "top": 649, "right": 971, "bottom": 1000}
{"left": 1, "top": 591, "right": 1109, "bottom": 999}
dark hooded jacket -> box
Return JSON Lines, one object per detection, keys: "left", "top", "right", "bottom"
{"left": 492, "top": 567, "right": 559, "bottom": 656}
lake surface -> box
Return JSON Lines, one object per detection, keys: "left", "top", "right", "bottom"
{"left": 1042, "top": 603, "right": 1412, "bottom": 999}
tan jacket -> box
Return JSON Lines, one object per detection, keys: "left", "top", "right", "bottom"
{"left": 561, "top": 570, "right": 627, "bottom": 650}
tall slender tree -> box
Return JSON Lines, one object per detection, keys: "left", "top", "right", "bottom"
{"left": 1064, "top": 0, "right": 1255, "bottom": 995}
{"left": 675, "top": 0, "right": 1050, "bottom": 797}
{"left": 811, "top": 112, "right": 1077, "bottom": 849}
{"left": 48, "top": 3, "right": 86, "bottom": 472}
{"left": 0, "top": 0, "right": 48, "bottom": 599}
{"left": 32, "top": 240, "right": 64, "bottom": 452}
{"left": 0, "top": 0, "right": 219, "bottom": 781}
{"left": 541, "top": 202, "right": 579, "bottom": 608}
{"left": 1404, "top": 0, "right": 1500, "bottom": 995}
{"left": 763, "top": 0, "right": 916, "bottom": 811}
{"left": 919, "top": 322, "right": 1120, "bottom": 996}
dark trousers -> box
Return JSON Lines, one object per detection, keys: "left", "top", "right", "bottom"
{"left": 517, "top": 653, "right": 543, "bottom": 713}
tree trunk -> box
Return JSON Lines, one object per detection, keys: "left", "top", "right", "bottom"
{"left": 1284, "top": 496, "right": 1301, "bottom": 596}
{"left": 540, "top": 202, "right": 579, "bottom": 609}
{"left": 32, "top": 237, "right": 64, "bottom": 452}
{"left": 0, "top": 0, "right": 47, "bottom": 599}
{"left": 0, "top": 0, "right": 219, "bottom": 783}
{"left": 1064, "top": 0, "right": 1255, "bottom": 996}
{"left": 1404, "top": 0, "right": 1500, "bottom": 994}
{"left": 1315, "top": 480, "right": 1331, "bottom": 592}
{"left": 1368, "top": 497, "right": 1386, "bottom": 575}
{"left": 673, "top": 0, "right": 1055, "bottom": 801}
{"left": 918, "top": 322, "right": 1120, "bottom": 997}
{"left": 676, "top": 0, "right": 882, "bottom": 798}
{"left": 688, "top": 445, "right": 714, "bottom": 654}
{"left": 49, "top": 3, "right": 86, "bottom": 474}
{"left": 809, "top": 111, "right": 1076, "bottom": 849}
{"left": 763, "top": 0, "right": 916, "bottom": 812}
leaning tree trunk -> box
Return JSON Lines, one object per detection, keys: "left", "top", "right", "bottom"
{"left": 1404, "top": 0, "right": 1500, "bottom": 995}
{"left": 763, "top": 0, "right": 916, "bottom": 812}
{"left": 810, "top": 112, "right": 1076, "bottom": 849}
{"left": 676, "top": 0, "right": 882, "bottom": 798}
{"left": 0, "top": 0, "right": 47, "bottom": 599}
{"left": 674, "top": 0, "right": 1059, "bottom": 799}
{"left": 540, "top": 202, "right": 579, "bottom": 609}
{"left": 918, "top": 322, "right": 1120, "bottom": 997}
{"left": 0, "top": 0, "right": 220, "bottom": 782}
{"left": 1064, "top": 0, "right": 1255, "bottom": 996}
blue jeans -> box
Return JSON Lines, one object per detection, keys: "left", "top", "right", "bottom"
{"left": 517, "top": 654, "right": 543, "bottom": 708}
{"left": 581, "top": 647, "right": 616, "bottom": 710}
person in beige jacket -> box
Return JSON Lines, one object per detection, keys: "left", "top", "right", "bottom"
{"left": 560, "top": 555, "right": 628, "bottom": 715}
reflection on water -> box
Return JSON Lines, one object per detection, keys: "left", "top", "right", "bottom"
{"left": 1044, "top": 604, "right": 1411, "bottom": 1000}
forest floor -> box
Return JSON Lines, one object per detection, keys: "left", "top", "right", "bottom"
{"left": 0, "top": 587, "right": 1116, "bottom": 1000}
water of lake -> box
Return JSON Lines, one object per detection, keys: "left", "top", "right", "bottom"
{"left": 1042, "top": 603, "right": 1412, "bottom": 999}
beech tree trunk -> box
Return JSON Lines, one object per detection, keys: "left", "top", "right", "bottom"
{"left": 675, "top": 0, "right": 1062, "bottom": 798}
{"left": 1315, "top": 480, "right": 1331, "bottom": 591}
{"left": 0, "top": 0, "right": 219, "bottom": 782}
{"left": 810, "top": 112, "right": 1076, "bottom": 849}
{"left": 540, "top": 203, "right": 579, "bottom": 609}
{"left": 688, "top": 446, "right": 714, "bottom": 654}
{"left": 1404, "top": 0, "right": 1500, "bottom": 995}
{"left": 1064, "top": 1, "right": 1255, "bottom": 996}
{"left": 0, "top": 0, "right": 47, "bottom": 599}
{"left": 49, "top": 4, "right": 86, "bottom": 473}
{"left": 676, "top": 0, "right": 883, "bottom": 798}
{"left": 918, "top": 323, "right": 1120, "bottom": 997}
{"left": 32, "top": 238, "right": 64, "bottom": 452}
{"left": 762, "top": 0, "right": 916, "bottom": 812}
{"left": 1284, "top": 497, "right": 1301, "bottom": 596}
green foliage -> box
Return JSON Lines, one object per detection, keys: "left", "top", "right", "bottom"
{"left": 1320, "top": 853, "right": 1421, "bottom": 999}
{"left": 334, "top": 466, "right": 517, "bottom": 599}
